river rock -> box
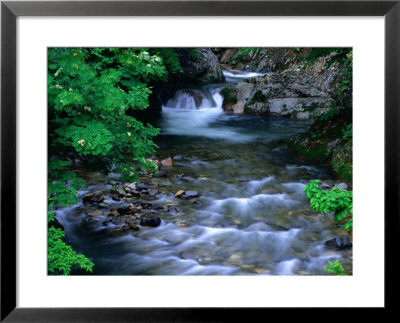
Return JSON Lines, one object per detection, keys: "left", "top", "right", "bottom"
{"left": 184, "top": 191, "right": 200, "bottom": 198}
{"left": 335, "top": 182, "right": 348, "bottom": 191}
{"left": 102, "top": 218, "right": 112, "bottom": 226}
{"left": 110, "top": 188, "right": 126, "bottom": 197}
{"left": 149, "top": 188, "right": 159, "bottom": 197}
{"left": 155, "top": 170, "right": 168, "bottom": 178}
{"left": 127, "top": 221, "right": 139, "bottom": 231}
{"left": 161, "top": 157, "right": 175, "bottom": 167}
{"left": 136, "top": 183, "right": 148, "bottom": 190}
{"left": 129, "top": 205, "right": 141, "bottom": 214}
{"left": 82, "top": 191, "right": 104, "bottom": 204}
{"left": 117, "top": 206, "right": 135, "bottom": 215}
{"left": 125, "top": 183, "right": 137, "bottom": 191}
{"left": 111, "top": 194, "right": 121, "bottom": 201}
{"left": 127, "top": 190, "right": 141, "bottom": 197}
{"left": 106, "top": 210, "right": 119, "bottom": 217}
{"left": 175, "top": 190, "right": 185, "bottom": 197}
{"left": 87, "top": 209, "right": 103, "bottom": 216}
{"left": 140, "top": 202, "right": 153, "bottom": 209}
{"left": 140, "top": 216, "right": 161, "bottom": 227}
{"left": 324, "top": 237, "right": 352, "bottom": 250}
{"left": 168, "top": 206, "right": 181, "bottom": 213}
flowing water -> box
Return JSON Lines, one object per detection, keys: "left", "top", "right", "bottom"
{"left": 56, "top": 72, "right": 352, "bottom": 275}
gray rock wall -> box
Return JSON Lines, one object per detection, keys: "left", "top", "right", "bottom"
{"left": 222, "top": 53, "right": 345, "bottom": 119}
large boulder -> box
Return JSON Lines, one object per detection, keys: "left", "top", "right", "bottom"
{"left": 140, "top": 216, "right": 161, "bottom": 227}
{"left": 223, "top": 82, "right": 254, "bottom": 114}
{"left": 324, "top": 237, "right": 352, "bottom": 250}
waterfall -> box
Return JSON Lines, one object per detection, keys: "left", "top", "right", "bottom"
{"left": 163, "top": 86, "right": 223, "bottom": 111}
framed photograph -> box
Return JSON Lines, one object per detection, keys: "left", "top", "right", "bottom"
{"left": 1, "top": 0, "right": 398, "bottom": 321}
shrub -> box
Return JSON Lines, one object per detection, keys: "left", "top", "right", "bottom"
{"left": 323, "top": 260, "right": 346, "bottom": 276}
{"left": 304, "top": 179, "right": 352, "bottom": 230}
{"left": 48, "top": 48, "right": 177, "bottom": 274}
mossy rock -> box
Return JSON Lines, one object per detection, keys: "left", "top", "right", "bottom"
{"left": 287, "top": 111, "right": 352, "bottom": 184}
{"left": 222, "top": 87, "right": 238, "bottom": 104}
{"left": 332, "top": 140, "right": 352, "bottom": 183}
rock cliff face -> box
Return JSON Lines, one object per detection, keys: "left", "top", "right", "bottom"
{"left": 171, "top": 48, "right": 225, "bottom": 83}
{"left": 216, "top": 48, "right": 302, "bottom": 73}
{"left": 222, "top": 52, "right": 348, "bottom": 119}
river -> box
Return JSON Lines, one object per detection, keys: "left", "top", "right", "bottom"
{"left": 55, "top": 72, "right": 352, "bottom": 275}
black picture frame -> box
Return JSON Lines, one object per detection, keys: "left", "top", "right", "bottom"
{"left": 1, "top": 0, "right": 398, "bottom": 321}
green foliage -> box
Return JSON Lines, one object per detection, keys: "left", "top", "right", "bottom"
{"left": 337, "top": 50, "right": 352, "bottom": 96}
{"left": 48, "top": 227, "right": 94, "bottom": 275}
{"left": 48, "top": 158, "right": 94, "bottom": 275}
{"left": 183, "top": 48, "right": 205, "bottom": 62}
{"left": 332, "top": 141, "right": 353, "bottom": 184}
{"left": 232, "top": 48, "right": 259, "bottom": 64}
{"left": 319, "top": 108, "right": 340, "bottom": 121}
{"left": 48, "top": 47, "right": 166, "bottom": 182}
{"left": 150, "top": 48, "right": 182, "bottom": 75}
{"left": 48, "top": 48, "right": 173, "bottom": 275}
{"left": 342, "top": 124, "right": 352, "bottom": 140}
{"left": 304, "top": 180, "right": 352, "bottom": 230}
{"left": 323, "top": 260, "right": 346, "bottom": 276}
{"left": 303, "top": 48, "right": 337, "bottom": 64}
{"left": 48, "top": 159, "right": 85, "bottom": 208}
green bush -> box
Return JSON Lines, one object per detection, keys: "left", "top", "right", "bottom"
{"left": 48, "top": 48, "right": 180, "bottom": 274}
{"left": 304, "top": 179, "right": 352, "bottom": 230}
{"left": 342, "top": 124, "right": 352, "bottom": 140}
{"left": 323, "top": 260, "right": 345, "bottom": 276}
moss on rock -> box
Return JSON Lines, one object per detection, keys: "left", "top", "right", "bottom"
{"left": 287, "top": 111, "right": 352, "bottom": 184}
{"left": 332, "top": 140, "right": 353, "bottom": 182}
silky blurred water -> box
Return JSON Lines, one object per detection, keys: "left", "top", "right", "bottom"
{"left": 57, "top": 78, "right": 352, "bottom": 276}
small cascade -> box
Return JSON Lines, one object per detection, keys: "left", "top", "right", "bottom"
{"left": 223, "top": 69, "right": 268, "bottom": 82}
{"left": 163, "top": 87, "right": 223, "bottom": 111}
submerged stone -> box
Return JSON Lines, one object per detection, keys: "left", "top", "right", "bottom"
{"left": 185, "top": 191, "right": 199, "bottom": 198}
{"left": 140, "top": 216, "right": 161, "bottom": 227}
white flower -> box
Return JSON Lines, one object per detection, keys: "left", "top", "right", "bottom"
{"left": 127, "top": 132, "right": 131, "bottom": 137}
{"left": 77, "top": 139, "right": 85, "bottom": 146}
